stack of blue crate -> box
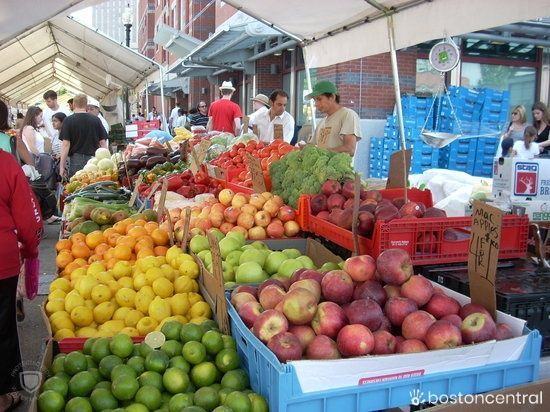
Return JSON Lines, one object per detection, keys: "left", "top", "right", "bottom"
{"left": 368, "top": 136, "right": 397, "bottom": 179}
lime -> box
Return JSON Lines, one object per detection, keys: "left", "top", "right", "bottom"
{"left": 186, "top": 381, "right": 196, "bottom": 394}
{"left": 37, "top": 390, "right": 65, "bottom": 412}
{"left": 193, "top": 386, "right": 219, "bottom": 411}
{"left": 125, "top": 404, "right": 149, "bottom": 412}
{"left": 88, "top": 367, "right": 102, "bottom": 383}
{"left": 111, "top": 374, "right": 139, "bottom": 401}
{"left": 248, "top": 393, "right": 268, "bottom": 412}
{"left": 85, "top": 355, "right": 97, "bottom": 369}
{"left": 200, "top": 320, "right": 219, "bottom": 333}
{"left": 138, "top": 370, "right": 164, "bottom": 391}
{"left": 191, "top": 362, "right": 218, "bottom": 388}
{"left": 183, "top": 407, "right": 208, "bottom": 412}
{"left": 221, "top": 369, "right": 249, "bottom": 391}
{"left": 94, "top": 380, "right": 112, "bottom": 390}
{"left": 139, "top": 342, "right": 154, "bottom": 358}
{"left": 68, "top": 370, "right": 96, "bottom": 397}
{"left": 182, "top": 341, "right": 206, "bottom": 365}
{"left": 132, "top": 343, "right": 141, "bottom": 357}
{"left": 161, "top": 340, "right": 183, "bottom": 358}
{"left": 202, "top": 330, "right": 224, "bottom": 355}
{"left": 210, "top": 383, "right": 222, "bottom": 392}
{"left": 50, "top": 355, "right": 66, "bottom": 375}
{"left": 222, "top": 335, "right": 236, "bottom": 350}
{"left": 180, "top": 323, "right": 204, "bottom": 343}
{"left": 215, "top": 349, "right": 240, "bottom": 373}
{"left": 213, "top": 406, "right": 232, "bottom": 412}
{"left": 145, "top": 350, "right": 170, "bottom": 373}
{"left": 144, "top": 331, "right": 166, "bottom": 349}
{"left": 90, "top": 387, "right": 119, "bottom": 411}
{"left": 161, "top": 321, "right": 183, "bottom": 341}
{"left": 224, "top": 391, "right": 252, "bottom": 412}
{"left": 168, "top": 393, "right": 194, "bottom": 412}
{"left": 163, "top": 367, "right": 190, "bottom": 394}
{"left": 161, "top": 391, "right": 172, "bottom": 405}
{"left": 218, "top": 387, "right": 234, "bottom": 404}
{"left": 53, "top": 371, "right": 70, "bottom": 383}
{"left": 65, "top": 397, "right": 92, "bottom": 412}
{"left": 169, "top": 355, "right": 191, "bottom": 373}
{"left": 135, "top": 385, "right": 163, "bottom": 410}
{"left": 91, "top": 337, "right": 112, "bottom": 363}
{"left": 42, "top": 376, "right": 68, "bottom": 398}
{"left": 98, "top": 354, "right": 123, "bottom": 379}
{"left": 110, "top": 334, "right": 134, "bottom": 358}
{"left": 83, "top": 337, "right": 98, "bottom": 355}
{"left": 63, "top": 351, "right": 88, "bottom": 376}
{"left": 127, "top": 356, "right": 146, "bottom": 375}
{"left": 111, "top": 364, "right": 137, "bottom": 381}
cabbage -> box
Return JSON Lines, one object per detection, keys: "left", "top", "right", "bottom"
{"left": 234, "top": 133, "right": 258, "bottom": 145}
{"left": 111, "top": 152, "right": 123, "bottom": 163}
{"left": 83, "top": 164, "right": 99, "bottom": 173}
{"left": 97, "top": 158, "right": 115, "bottom": 171}
{"left": 87, "top": 157, "right": 99, "bottom": 166}
{"left": 95, "top": 148, "right": 111, "bottom": 160}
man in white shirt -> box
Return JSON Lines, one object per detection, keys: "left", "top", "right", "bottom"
{"left": 42, "top": 90, "right": 70, "bottom": 155}
{"left": 248, "top": 94, "right": 269, "bottom": 127}
{"left": 251, "top": 90, "right": 295, "bottom": 143}
{"left": 169, "top": 102, "right": 181, "bottom": 133}
{"left": 86, "top": 97, "right": 110, "bottom": 134}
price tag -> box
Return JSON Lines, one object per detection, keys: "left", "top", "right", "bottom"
{"left": 242, "top": 116, "right": 249, "bottom": 134}
{"left": 137, "top": 180, "right": 161, "bottom": 213}
{"left": 180, "top": 207, "right": 191, "bottom": 252}
{"left": 467, "top": 201, "right": 502, "bottom": 318}
{"left": 273, "top": 123, "right": 284, "bottom": 140}
{"left": 214, "top": 167, "right": 226, "bottom": 180}
{"left": 180, "top": 140, "right": 189, "bottom": 163}
{"left": 128, "top": 174, "right": 143, "bottom": 207}
{"left": 206, "top": 231, "right": 230, "bottom": 334}
{"left": 165, "top": 141, "right": 174, "bottom": 151}
{"left": 121, "top": 151, "right": 132, "bottom": 190}
{"left": 351, "top": 173, "right": 361, "bottom": 256}
{"left": 386, "top": 149, "right": 412, "bottom": 191}
{"left": 318, "top": 126, "right": 332, "bottom": 147}
{"left": 190, "top": 140, "right": 211, "bottom": 175}
{"left": 156, "top": 179, "right": 168, "bottom": 223}
{"left": 246, "top": 153, "right": 266, "bottom": 193}
{"left": 165, "top": 210, "right": 174, "bottom": 246}
{"left": 252, "top": 124, "right": 258, "bottom": 136}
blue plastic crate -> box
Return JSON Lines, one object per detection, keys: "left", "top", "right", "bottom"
{"left": 228, "top": 297, "right": 540, "bottom": 412}
{"left": 473, "top": 163, "right": 494, "bottom": 177}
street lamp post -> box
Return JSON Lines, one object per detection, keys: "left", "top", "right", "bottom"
{"left": 122, "top": 5, "right": 132, "bottom": 123}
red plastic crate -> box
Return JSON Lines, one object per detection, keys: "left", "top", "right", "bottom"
{"left": 58, "top": 336, "right": 145, "bottom": 353}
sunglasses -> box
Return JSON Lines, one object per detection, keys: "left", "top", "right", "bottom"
{"left": 512, "top": 111, "right": 519, "bottom": 115}
{"left": 199, "top": 105, "right": 207, "bottom": 108}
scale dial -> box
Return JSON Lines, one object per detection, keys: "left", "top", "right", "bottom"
{"left": 429, "top": 41, "right": 460, "bottom": 72}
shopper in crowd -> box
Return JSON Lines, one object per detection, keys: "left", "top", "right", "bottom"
{"left": 175, "top": 108, "right": 187, "bottom": 129}
{"left": 304, "top": 80, "right": 361, "bottom": 156}
{"left": 512, "top": 126, "right": 540, "bottom": 159}
{"left": 51, "top": 112, "right": 66, "bottom": 158}
{"left": 86, "top": 97, "right": 110, "bottom": 134}
{"left": 67, "top": 98, "right": 74, "bottom": 113}
{"left": 250, "top": 90, "right": 295, "bottom": 143}
{"left": 21, "top": 106, "right": 45, "bottom": 155}
{"left": 14, "top": 113, "right": 24, "bottom": 130}
{"left": 208, "top": 82, "right": 242, "bottom": 135}
{"left": 500, "top": 137, "right": 514, "bottom": 157}
{"left": 248, "top": 94, "right": 270, "bottom": 128}
{"left": 503, "top": 105, "right": 527, "bottom": 141}
{"left": 189, "top": 102, "right": 209, "bottom": 128}
{"left": 41, "top": 90, "right": 69, "bottom": 153}
{"left": 59, "top": 94, "right": 108, "bottom": 178}
{"left": 533, "top": 101, "right": 550, "bottom": 155}
{"left": 0, "top": 148, "right": 42, "bottom": 412}
{"left": 148, "top": 106, "right": 161, "bottom": 121}
{"left": 0, "top": 101, "right": 33, "bottom": 165}
{"left": 169, "top": 102, "right": 181, "bottom": 133}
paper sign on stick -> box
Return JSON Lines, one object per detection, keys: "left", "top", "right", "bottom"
{"left": 351, "top": 173, "right": 361, "bottom": 256}
{"left": 252, "top": 124, "right": 258, "bottom": 136}
{"left": 128, "top": 174, "right": 143, "bottom": 207}
{"left": 468, "top": 201, "right": 503, "bottom": 318}
{"left": 206, "top": 231, "right": 230, "bottom": 334}
{"left": 273, "top": 124, "right": 284, "bottom": 140}
{"left": 137, "top": 181, "right": 161, "bottom": 213}
{"left": 246, "top": 153, "right": 267, "bottom": 193}
{"left": 242, "top": 116, "right": 249, "bottom": 134}
{"left": 190, "top": 140, "right": 211, "bottom": 175}
{"left": 180, "top": 207, "right": 191, "bottom": 253}
{"left": 386, "top": 149, "right": 412, "bottom": 190}
{"left": 156, "top": 179, "right": 168, "bottom": 223}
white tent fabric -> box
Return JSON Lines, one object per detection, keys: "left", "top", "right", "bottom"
{"left": 0, "top": 16, "right": 158, "bottom": 105}
{"left": 223, "top": 0, "right": 550, "bottom": 68}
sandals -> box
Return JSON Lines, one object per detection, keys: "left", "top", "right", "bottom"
{"left": 0, "top": 392, "right": 21, "bottom": 412}
{"left": 16, "top": 298, "right": 25, "bottom": 322}
{"left": 45, "top": 215, "right": 62, "bottom": 224}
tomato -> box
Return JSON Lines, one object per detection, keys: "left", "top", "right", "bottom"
{"left": 229, "top": 148, "right": 238, "bottom": 157}
{"left": 278, "top": 144, "right": 295, "bottom": 156}
{"left": 238, "top": 170, "right": 247, "bottom": 180}
{"left": 236, "top": 143, "right": 245, "bottom": 149}
{"left": 243, "top": 179, "right": 253, "bottom": 187}
{"left": 267, "top": 154, "right": 279, "bottom": 163}
{"left": 261, "top": 158, "right": 269, "bottom": 170}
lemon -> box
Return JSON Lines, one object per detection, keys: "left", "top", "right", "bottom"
{"left": 51, "top": 316, "right": 75, "bottom": 333}
{"left": 170, "top": 293, "right": 191, "bottom": 316}
{"left": 93, "top": 301, "right": 116, "bottom": 324}
{"left": 49, "top": 310, "right": 71, "bottom": 322}
{"left": 48, "top": 289, "right": 67, "bottom": 300}
{"left": 152, "top": 277, "right": 174, "bottom": 299}
{"left": 117, "top": 276, "right": 134, "bottom": 289}
{"left": 125, "top": 309, "right": 144, "bottom": 328}
{"left": 190, "top": 316, "right": 210, "bottom": 325}
{"left": 46, "top": 299, "right": 66, "bottom": 315}
{"left": 95, "top": 271, "right": 114, "bottom": 284}
{"left": 137, "top": 256, "right": 159, "bottom": 272}
{"left": 95, "top": 329, "right": 113, "bottom": 338}
{"left": 148, "top": 296, "right": 171, "bottom": 323}
{"left": 87, "top": 261, "right": 106, "bottom": 277}
{"left": 64, "top": 290, "right": 85, "bottom": 313}
{"left": 133, "top": 273, "right": 148, "bottom": 290}
{"left": 75, "top": 327, "right": 97, "bottom": 337}
{"left": 120, "top": 327, "right": 140, "bottom": 337}
{"left": 136, "top": 316, "right": 158, "bottom": 336}
{"left": 155, "top": 256, "right": 167, "bottom": 266}
{"left": 84, "top": 300, "right": 96, "bottom": 310}
{"left": 70, "top": 306, "right": 94, "bottom": 327}
{"left": 76, "top": 276, "right": 99, "bottom": 299}
{"left": 54, "top": 328, "right": 75, "bottom": 340}
{"left": 178, "top": 260, "right": 199, "bottom": 279}
{"left": 112, "top": 261, "right": 132, "bottom": 280}
{"left": 116, "top": 288, "right": 137, "bottom": 308}
{"left": 113, "top": 307, "right": 131, "bottom": 322}
{"left": 50, "top": 278, "right": 71, "bottom": 293}
{"left": 188, "top": 292, "right": 203, "bottom": 306}
{"left": 70, "top": 267, "right": 87, "bottom": 282}
{"left": 145, "top": 267, "right": 164, "bottom": 286}
{"left": 160, "top": 264, "right": 176, "bottom": 281}
{"left": 135, "top": 288, "right": 154, "bottom": 315}
{"left": 172, "top": 315, "right": 188, "bottom": 324}
{"left": 91, "top": 284, "right": 112, "bottom": 304}
{"left": 189, "top": 301, "right": 212, "bottom": 319}
{"left": 165, "top": 246, "right": 183, "bottom": 265}
{"left": 101, "top": 319, "right": 125, "bottom": 334}
{"left": 174, "top": 276, "right": 193, "bottom": 294}
{"left": 107, "top": 280, "right": 121, "bottom": 294}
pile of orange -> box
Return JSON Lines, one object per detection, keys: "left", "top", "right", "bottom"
{"left": 56, "top": 217, "right": 171, "bottom": 278}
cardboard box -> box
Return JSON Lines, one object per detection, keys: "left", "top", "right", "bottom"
{"left": 492, "top": 157, "right": 550, "bottom": 201}
{"left": 28, "top": 339, "right": 53, "bottom": 412}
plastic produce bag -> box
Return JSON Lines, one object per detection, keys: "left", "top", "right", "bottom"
{"left": 145, "top": 130, "right": 173, "bottom": 144}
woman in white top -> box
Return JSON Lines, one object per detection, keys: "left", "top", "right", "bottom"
{"left": 512, "top": 126, "right": 539, "bottom": 159}
{"left": 21, "top": 106, "right": 45, "bottom": 155}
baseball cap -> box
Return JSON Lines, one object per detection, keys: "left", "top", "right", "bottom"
{"left": 305, "top": 80, "right": 337, "bottom": 99}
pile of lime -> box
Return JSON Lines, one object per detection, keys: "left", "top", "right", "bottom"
{"left": 37, "top": 320, "right": 268, "bottom": 412}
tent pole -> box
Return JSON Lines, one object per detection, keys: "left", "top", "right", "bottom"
{"left": 303, "top": 48, "right": 316, "bottom": 132}
{"left": 145, "top": 80, "right": 149, "bottom": 118}
{"left": 386, "top": 14, "right": 408, "bottom": 199}
{"left": 159, "top": 67, "right": 167, "bottom": 131}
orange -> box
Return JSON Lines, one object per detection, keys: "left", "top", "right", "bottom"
{"left": 56, "top": 239, "right": 73, "bottom": 252}
{"left": 116, "top": 236, "right": 137, "bottom": 249}
{"left": 71, "top": 243, "right": 91, "bottom": 260}
{"left": 154, "top": 246, "right": 168, "bottom": 256}
{"left": 107, "top": 232, "right": 122, "bottom": 247}
{"left": 133, "top": 219, "right": 147, "bottom": 227}
{"left": 151, "top": 229, "right": 169, "bottom": 247}
{"left": 94, "top": 243, "right": 111, "bottom": 257}
{"left": 144, "top": 222, "right": 159, "bottom": 234}
{"left": 104, "top": 248, "right": 115, "bottom": 261}
{"left": 70, "top": 233, "right": 86, "bottom": 244}
{"left": 56, "top": 251, "right": 74, "bottom": 269}
{"left": 136, "top": 248, "right": 155, "bottom": 259}
{"left": 103, "top": 227, "right": 116, "bottom": 238}
{"left": 106, "top": 258, "right": 119, "bottom": 270}
{"left": 127, "top": 226, "right": 148, "bottom": 238}
{"left": 85, "top": 231, "right": 106, "bottom": 250}
{"left": 73, "top": 258, "right": 88, "bottom": 267}
{"left": 64, "top": 261, "right": 81, "bottom": 275}
{"left": 88, "top": 254, "right": 103, "bottom": 263}
{"left": 135, "top": 238, "right": 154, "bottom": 253}
{"left": 113, "top": 244, "right": 132, "bottom": 261}
{"left": 113, "top": 221, "right": 128, "bottom": 235}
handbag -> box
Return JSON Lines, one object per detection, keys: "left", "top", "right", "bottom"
{"left": 24, "top": 257, "right": 40, "bottom": 300}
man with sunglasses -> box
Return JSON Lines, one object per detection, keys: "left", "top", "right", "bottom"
{"left": 189, "top": 101, "right": 209, "bottom": 128}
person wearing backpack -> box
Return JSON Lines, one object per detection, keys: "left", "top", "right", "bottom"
{"left": 0, "top": 101, "right": 33, "bottom": 165}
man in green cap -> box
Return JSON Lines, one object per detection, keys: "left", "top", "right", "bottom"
{"left": 305, "top": 80, "right": 361, "bottom": 155}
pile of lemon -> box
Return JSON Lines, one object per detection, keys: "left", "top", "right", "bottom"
{"left": 46, "top": 245, "right": 212, "bottom": 340}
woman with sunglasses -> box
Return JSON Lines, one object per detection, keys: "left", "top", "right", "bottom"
{"left": 532, "top": 102, "right": 550, "bottom": 155}
{"left": 499, "top": 105, "right": 527, "bottom": 157}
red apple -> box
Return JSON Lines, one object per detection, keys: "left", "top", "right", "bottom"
{"left": 283, "top": 221, "right": 300, "bottom": 237}
{"left": 277, "top": 206, "right": 296, "bottom": 222}
{"left": 400, "top": 275, "right": 434, "bottom": 306}
{"left": 383, "top": 284, "right": 402, "bottom": 298}
{"left": 266, "top": 222, "right": 285, "bottom": 238}
{"left": 238, "top": 301, "right": 264, "bottom": 328}
{"left": 424, "top": 293, "right": 461, "bottom": 319}
{"left": 359, "top": 202, "right": 377, "bottom": 214}
{"left": 461, "top": 312, "right": 497, "bottom": 344}
{"left": 396, "top": 339, "right": 428, "bottom": 353}
{"left": 310, "top": 194, "right": 328, "bottom": 215}
{"left": 289, "top": 280, "right": 321, "bottom": 302}
{"left": 257, "top": 279, "right": 286, "bottom": 295}
{"left": 378, "top": 316, "right": 392, "bottom": 332}
{"left": 344, "top": 298, "right": 384, "bottom": 331}
{"left": 327, "top": 194, "right": 345, "bottom": 210}
{"left": 336, "top": 324, "right": 375, "bottom": 357}
{"left": 374, "top": 205, "right": 400, "bottom": 223}
{"left": 311, "top": 301, "right": 348, "bottom": 338}
{"left": 425, "top": 320, "right": 462, "bottom": 349}
{"left": 495, "top": 323, "right": 515, "bottom": 341}
{"left": 416, "top": 231, "right": 437, "bottom": 254}
{"left": 248, "top": 226, "right": 267, "bottom": 240}
{"left": 321, "top": 180, "right": 341, "bottom": 196}
{"left": 459, "top": 303, "right": 492, "bottom": 320}
{"left": 341, "top": 180, "right": 355, "bottom": 199}
{"left": 231, "top": 292, "right": 257, "bottom": 311}
{"left": 274, "top": 301, "right": 284, "bottom": 313}
{"left": 343, "top": 255, "right": 376, "bottom": 282}
{"left": 219, "top": 222, "right": 235, "bottom": 234}
{"left": 377, "top": 249, "right": 413, "bottom": 286}
{"left": 306, "top": 335, "right": 341, "bottom": 359}
{"left": 441, "top": 314, "right": 462, "bottom": 328}
{"left": 271, "top": 275, "right": 291, "bottom": 290}
{"left": 253, "top": 309, "right": 289, "bottom": 343}
{"left": 248, "top": 193, "right": 266, "bottom": 210}
{"left": 231, "top": 285, "right": 258, "bottom": 299}
{"left": 237, "top": 212, "right": 255, "bottom": 230}
{"left": 384, "top": 297, "right": 418, "bottom": 327}
{"left": 289, "top": 268, "right": 308, "bottom": 284}
{"left": 317, "top": 211, "right": 330, "bottom": 220}
{"left": 296, "top": 269, "right": 324, "bottom": 284}
{"left": 357, "top": 211, "right": 375, "bottom": 236}
{"left": 268, "top": 332, "right": 303, "bottom": 362}
{"left": 321, "top": 270, "right": 354, "bottom": 304}
{"left": 223, "top": 207, "right": 241, "bottom": 224}
{"left": 353, "top": 280, "right": 387, "bottom": 306}
{"left": 343, "top": 198, "right": 355, "bottom": 209}
{"left": 423, "top": 207, "right": 447, "bottom": 218}
{"left": 258, "top": 284, "right": 286, "bottom": 310}
{"left": 401, "top": 310, "right": 436, "bottom": 341}
{"left": 254, "top": 211, "right": 272, "bottom": 227}
{"left": 365, "top": 190, "right": 382, "bottom": 202}
{"left": 282, "top": 288, "right": 318, "bottom": 325}
{"left": 372, "top": 330, "right": 397, "bottom": 355}
{"left": 288, "top": 325, "right": 316, "bottom": 351}
{"left": 399, "top": 201, "right": 424, "bottom": 218}
{"left": 328, "top": 209, "right": 343, "bottom": 225}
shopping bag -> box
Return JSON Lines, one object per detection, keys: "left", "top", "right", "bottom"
{"left": 24, "top": 258, "right": 39, "bottom": 300}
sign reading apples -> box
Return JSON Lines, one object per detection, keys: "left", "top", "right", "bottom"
{"left": 246, "top": 153, "right": 267, "bottom": 193}
{"left": 468, "top": 201, "right": 502, "bottom": 318}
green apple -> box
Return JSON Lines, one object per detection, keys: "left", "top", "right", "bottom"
{"left": 240, "top": 245, "right": 253, "bottom": 251}
{"left": 204, "top": 251, "right": 213, "bottom": 267}
{"left": 222, "top": 262, "right": 235, "bottom": 282}
{"left": 239, "top": 248, "right": 267, "bottom": 267}
{"left": 296, "top": 256, "right": 315, "bottom": 269}
{"left": 250, "top": 241, "right": 268, "bottom": 250}
{"left": 225, "top": 231, "right": 246, "bottom": 248}
{"left": 189, "top": 235, "right": 209, "bottom": 254}
{"left": 338, "top": 261, "right": 345, "bottom": 269}
{"left": 319, "top": 262, "right": 341, "bottom": 272}
{"left": 282, "top": 248, "right": 302, "bottom": 259}
{"left": 224, "top": 281, "right": 237, "bottom": 289}
{"left": 264, "top": 251, "right": 288, "bottom": 275}
{"left": 208, "top": 228, "right": 224, "bottom": 242}
{"left": 226, "top": 250, "right": 243, "bottom": 268}
{"left": 197, "top": 250, "right": 209, "bottom": 261}
{"left": 219, "top": 237, "right": 241, "bottom": 259}
{"left": 235, "top": 262, "right": 268, "bottom": 284}
{"left": 277, "top": 259, "right": 305, "bottom": 278}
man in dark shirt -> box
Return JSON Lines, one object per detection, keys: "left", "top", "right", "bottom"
{"left": 189, "top": 101, "right": 209, "bottom": 128}
{"left": 59, "top": 94, "right": 108, "bottom": 178}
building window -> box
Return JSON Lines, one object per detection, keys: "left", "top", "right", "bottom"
{"left": 296, "top": 69, "right": 316, "bottom": 127}
{"left": 416, "top": 59, "right": 445, "bottom": 94}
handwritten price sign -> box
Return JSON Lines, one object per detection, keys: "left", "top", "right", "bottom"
{"left": 246, "top": 153, "right": 267, "bottom": 193}
{"left": 190, "top": 140, "right": 211, "bottom": 175}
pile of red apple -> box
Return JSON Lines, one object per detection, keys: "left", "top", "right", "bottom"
{"left": 310, "top": 180, "right": 447, "bottom": 238}
{"left": 230, "top": 248, "right": 515, "bottom": 363}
